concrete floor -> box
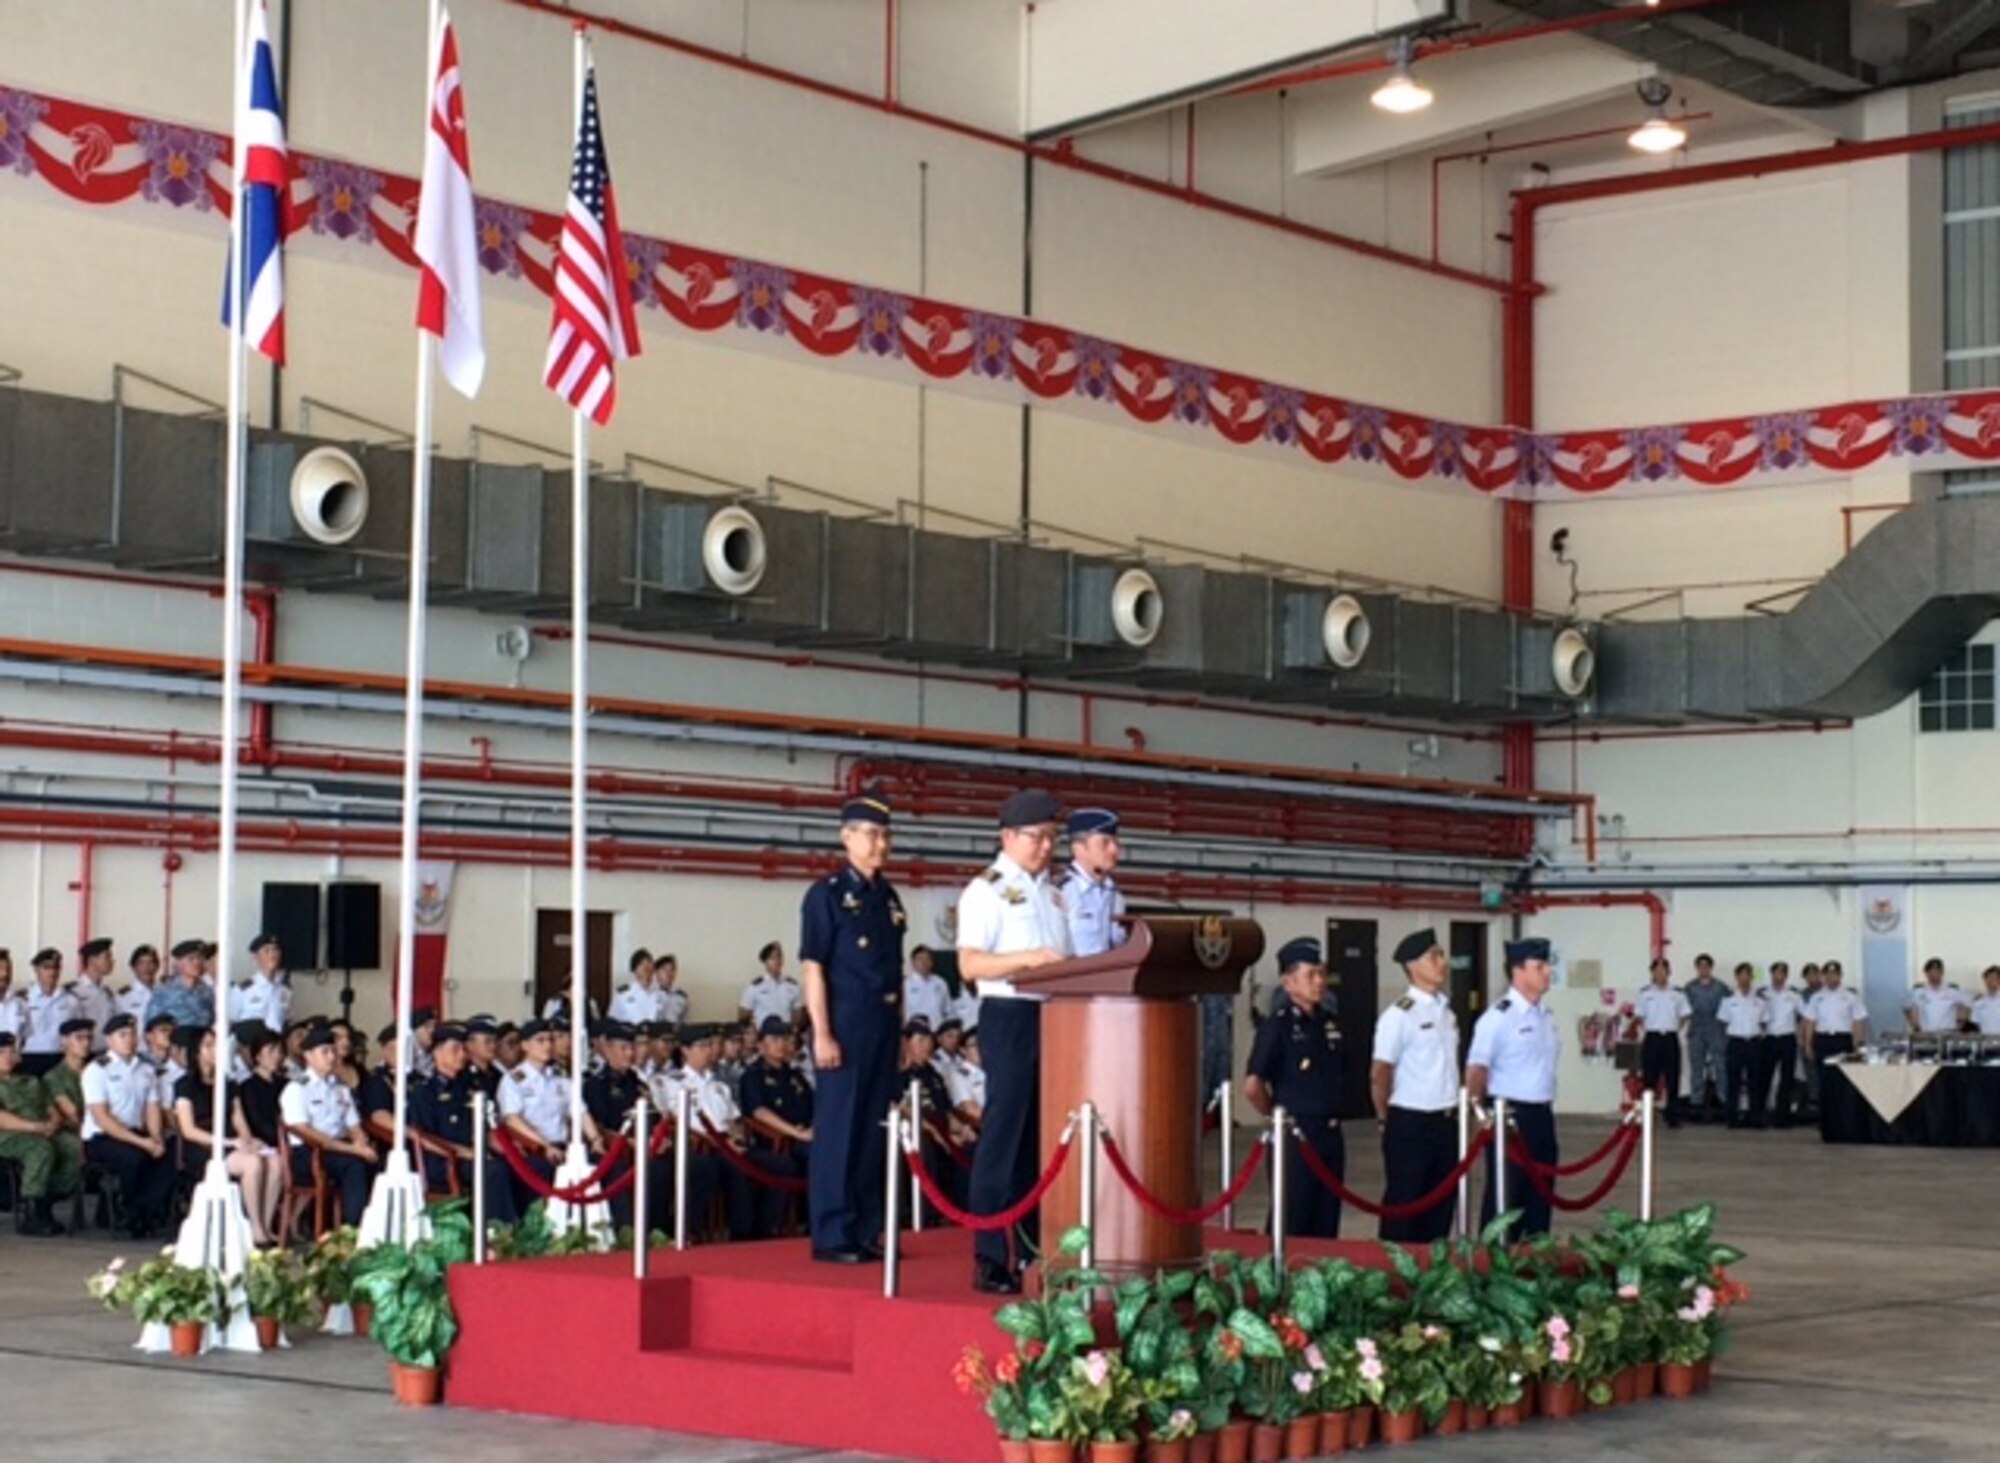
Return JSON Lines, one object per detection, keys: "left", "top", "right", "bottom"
{"left": 6, "top": 1119, "right": 2000, "bottom": 1460}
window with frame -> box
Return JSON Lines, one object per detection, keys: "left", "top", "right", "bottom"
{"left": 1919, "top": 643, "right": 1995, "bottom": 732}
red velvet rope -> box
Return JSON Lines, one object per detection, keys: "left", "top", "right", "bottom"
{"left": 904, "top": 1133, "right": 1072, "bottom": 1232}
{"left": 1291, "top": 1125, "right": 1493, "bottom": 1220}
{"left": 1510, "top": 1119, "right": 1634, "bottom": 1178}
{"left": 492, "top": 1125, "right": 637, "bottom": 1204}
{"left": 1508, "top": 1126, "right": 1640, "bottom": 1213}
{"left": 697, "top": 1116, "right": 809, "bottom": 1192}
{"left": 1099, "top": 1130, "right": 1268, "bottom": 1226}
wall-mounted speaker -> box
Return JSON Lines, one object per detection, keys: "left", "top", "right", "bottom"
{"left": 325, "top": 881, "right": 382, "bottom": 970}
{"left": 259, "top": 882, "right": 321, "bottom": 970}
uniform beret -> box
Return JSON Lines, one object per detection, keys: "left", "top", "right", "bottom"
{"left": 757, "top": 1016, "right": 792, "bottom": 1039}
{"left": 683, "top": 1023, "right": 722, "bottom": 1043}
{"left": 32, "top": 947, "right": 61, "bottom": 968}
{"left": 903, "top": 1017, "right": 935, "bottom": 1038}
{"left": 145, "top": 1012, "right": 178, "bottom": 1032}
{"left": 102, "top": 1013, "right": 136, "bottom": 1036}
{"left": 171, "top": 939, "right": 206, "bottom": 960}
{"left": 301, "top": 1028, "right": 335, "bottom": 1052}
{"left": 231, "top": 1020, "right": 271, "bottom": 1045}
{"left": 1065, "top": 807, "right": 1120, "bottom": 839}
{"left": 936, "top": 1017, "right": 964, "bottom": 1035}
{"left": 432, "top": 1022, "right": 469, "bottom": 1046}
{"left": 628, "top": 948, "right": 654, "bottom": 972}
{"left": 59, "top": 1017, "right": 96, "bottom": 1037}
{"left": 0, "top": 1031, "right": 14, "bottom": 1050}
{"left": 1505, "top": 937, "right": 1553, "bottom": 968}
{"left": 248, "top": 933, "right": 280, "bottom": 954}
{"left": 130, "top": 945, "right": 158, "bottom": 966}
{"left": 519, "top": 1020, "right": 552, "bottom": 1040}
{"left": 841, "top": 787, "right": 894, "bottom": 827}
{"left": 172, "top": 1023, "right": 206, "bottom": 1053}
{"left": 465, "top": 1015, "right": 498, "bottom": 1037}
{"left": 411, "top": 1007, "right": 438, "bottom": 1027}
{"left": 601, "top": 1020, "right": 636, "bottom": 1043}
{"left": 1392, "top": 928, "right": 1441, "bottom": 966}
{"left": 79, "top": 938, "right": 112, "bottom": 960}
{"left": 1276, "top": 937, "right": 1323, "bottom": 971}
{"left": 998, "top": 787, "right": 1062, "bottom": 829}
{"left": 201, "top": 943, "right": 218, "bottom": 959}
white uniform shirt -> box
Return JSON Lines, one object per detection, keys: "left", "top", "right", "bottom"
{"left": 608, "top": 981, "right": 666, "bottom": 1027}
{"left": 955, "top": 853, "right": 1072, "bottom": 1001}
{"left": 1467, "top": 991, "right": 1558, "bottom": 1104}
{"left": 152, "top": 1056, "right": 185, "bottom": 1113}
{"left": 23, "top": 986, "right": 79, "bottom": 1055}
{"left": 71, "top": 978, "right": 118, "bottom": 1044}
{"left": 0, "top": 990, "right": 24, "bottom": 1039}
{"left": 497, "top": 1061, "right": 572, "bottom": 1145}
{"left": 658, "top": 987, "right": 691, "bottom": 1027}
{"left": 679, "top": 1066, "right": 740, "bottom": 1134}
{"left": 280, "top": 1070, "right": 362, "bottom": 1145}
{"left": 1717, "top": 991, "right": 1768, "bottom": 1039}
{"left": 116, "top": 983, "right": 156, "bottom": 1026}
{"left": 231, "top": 973, "right": 291, "bottom": 1032}
{"left": 1908, "top": 982, "right": 1971, "bottom": 1033}
{"left": 738, "top": 974, "right": 802, "bottom": 1030}
{"left": 951, "top": 986, "right": 982, "bottom": 1032}
{"left": 1371, "top": 986, "right": 1460, "bottom": 1112}
{"left": 1762, "top": 986, "right": 1805, "bottom": 1037}
{"left": 934, "top": 1050, "right": 986, "bottom": 1110}
{"left": 903, "top": 970, "right": 952, "bottom": 1030}
{"left": 1634, "top": 985, "right": 1692, "bottom": 1035}
{"left": 81, "top": 1052, "right": 158, "bottom": 1140}
{"left": 1061, "top": 866, "right": 1127, "bottom": 959}
{"left": 1972, "top": 992, "right": 2000, "bottom": 1035}
{"left": 1806, "top": 987, "right": 1867, "bottom": 1040}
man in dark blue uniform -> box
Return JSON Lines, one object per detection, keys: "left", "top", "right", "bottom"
{"left": 582, "top": 1019, "right": 670, "bottom": 1233}
{"left": 798, "top": 788, "right": 906, "bottom": 1264}
{"left": 739, "top": 1016, "right": 813, "bottom": 1237}
{"left": 898, "top": 1017, "right": 962, "bottom": 1221}
{"left": 1244, "top": 937, "right": 1346, "bottom": 1239}
{"left": 408, "top": 1022, "right": 517, "bottom": 1223}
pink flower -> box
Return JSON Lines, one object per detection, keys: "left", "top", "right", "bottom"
{"left": 1545, "top": 1316, "right": 1571, "bottom": 1341}
{"left": 1676, "top": 1304, "right": 1701, "bottom": 1323}
{"left": 107, "top": 1258, "right": 126, "bottom": 1274}
{"left": 1618, "top": 1283, "right": 1640, "bottom": 1300}
{"left": 1693, "top": 1285, "right": 1716, "bottom": 1318}
{"left": 1305, "top": 1344, "right": 1327, "bottom": 1373}
{"left": 1421, "top": 1325, "right": 1443, "bottom": 1341}
{"left": 1550, "top": 1339, "right": 1573, "bottom": 1365}
{"left": 1356, "top": 1338, "right": 1378, "bottom": 1360}
{"left": 1292, "top": 1372, "right": 1314, "bottom": 1394}
{"left": 1083, "top": 1351, "right": 1111, "bottom": 1389}
{"left": 1360, "top": 1357, "right": 1385, "bottom": 1383}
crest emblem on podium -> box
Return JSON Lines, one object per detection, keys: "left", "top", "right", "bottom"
{"left": 1192, "top": 915, "right": 1232, "bottom": 971}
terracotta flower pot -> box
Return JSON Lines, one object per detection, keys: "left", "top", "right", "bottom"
{"left": 1694, "top": 1358, "right": 1713, "bottom": 1392}
{"left": 168, "top": 1321, "right": 204, "bottom": 1357}
{"left": 1189, "top": 1433, "right": 1216, "bottom": 1463}
{"left": 1433, "top": 1400, "right": 1466, "bottom": 1435}
{"left": 1143, "top": 1438, "right": 1189, "bottom": 1463}
{"left": 1519, "top": 1385, "right": 1536, "bottom": 1419}
{"left": 1491, "top": 1401, "right": 1523, "bottom": 1430}
{"left": 351, "top": 1301, "right": 374, "bottom": 1337}
{"left": 253, "top": 1315, "right": 282, "bottom": 1351}
{"left": 1465, "top": 1405, "right": 1490, "bottom": 1432}
{"left": 1612, "top": 1368, "right": 1638, "bottom": 1405}
{"left": 390, "top": 1361, "right": 442, "bottom": 1407}
{"left": 1249, "top": 1423, "right": 1283, "bottom": 1463}
{"left": 1002, "top": 1441, "right": 1034, "bottom": 1463}
{"left": 1660, "top": 1362, "right": 1697, "bottom": 1399}
{"left": 1215, "top": 1420, "right": 1251, "bottom": 1463}
{"left": 1634, "top": 1362, "right": 1659, "bottom": 1400}
{"left": 1283, "top": 1417, "right": 1317, "bottom": 1458}
{"left": 1346, "top": 1406, "right": 1376, "bottom": 1449}
{"left": 1539, "top": 1379, "right": 1583, "bottom": 1419}
{"left": 1030, "top": 1442, "right": 1078, "bottom": 1463}
{"left": 1317, "top": 1411, "right": 1351, "bottom": 1455}
{"left": 1379, "top": 1408, "right": 1423, "bottom": 1445}
{"left": 1091, "top": 1442, "right": 1140, "bottom": 1463}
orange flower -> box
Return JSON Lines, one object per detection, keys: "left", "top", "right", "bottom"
{"left": 996, "top": 1353, "right": 1022, "bottom": 1385}
{"left": 1024, "top": 1339, "right": 1047, "bottom": 1361}
{"left": 1218, "top": 1330, "right": 1245, "bottom": 1362}
{"left": 953, "top": 1347, "right": 988, "bottom": 1395}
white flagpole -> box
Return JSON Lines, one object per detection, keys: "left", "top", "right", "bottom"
{"left": 361, "top": 0, "right": 443, "bottom": 1250}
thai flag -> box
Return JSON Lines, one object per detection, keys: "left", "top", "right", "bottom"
{"left": 224, "top": 0, "right": 287, "bottom": 364}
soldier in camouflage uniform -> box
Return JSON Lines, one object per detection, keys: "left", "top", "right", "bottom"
{"left": 0, "top": 1031, "right": 80, "bottom": 1234}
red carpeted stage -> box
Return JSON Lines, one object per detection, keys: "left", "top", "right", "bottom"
{"left": 447, "top": 1228, "right": 1392, "bottom": 1461}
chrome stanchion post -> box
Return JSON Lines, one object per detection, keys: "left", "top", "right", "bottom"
{"left": 1078, "top": 1102, "right": 1099, "bottom": 1269}
{"left": 906, "top": 1079, "right": 925, "bottom": 1235}
{"left": 883, "top": 1110, "right": 903, "bottom": 1299}
{"left": 1640, "top": 1090, "right": 1656, "bottom": 1221}
{"left": 674, "top": 1082, "right": 692, "bottom": 1252}
{"left": 471, "top": 1091, "right": 488, "bottom": 1265}
{"left": 633, "top": 1097, "right": 650, "bottom": 1280}
{"left": 1217, "top": 1081, "right": 1236, "bottom": 1231}
{"left": 1270, "top": 1104, "right": 1288, "bottom": 1273}
{"left": 1493, "top": 1098, "right": 1509, "bottom": 1220}
{"left": 1455, "top": 1088, "right": 1471, "bottom": 1240}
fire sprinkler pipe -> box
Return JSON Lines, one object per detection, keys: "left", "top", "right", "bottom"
{"left": 1524, "top": 890, "right": 1669, "bottom": 961}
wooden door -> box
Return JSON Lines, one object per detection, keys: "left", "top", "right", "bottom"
{"left": 534, "top": 909, "right": 614, "bottom": 1016}
{"left": 1325, "top": 918, "right": 1378, "bottom": 1119}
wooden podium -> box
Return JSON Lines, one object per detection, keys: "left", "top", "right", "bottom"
{"left": 1011, "top": 915, "right": 1263, "bottom": 1276}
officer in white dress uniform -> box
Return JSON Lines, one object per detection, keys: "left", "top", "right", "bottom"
{"left": 656, "top": 957, "right": 692, "bottom": 1028}
{"left": 739, "top": 942, "right": 803, "bottom": 1031}
{"left": 1757, "top": 963, "right": 1806, "bottom": 1125}
{"left": 1466, "top": 938, "right": 1559, "bottom": 1239}
{"left": 1635, "top": 959, "right": 1692, "bottom": 1128}
{"left": 1717, "top": 964, "right": 1769, "bottom": 1128}
{"left": 280, "top": 1026, "right": 377, "bottom": 1225}
{"left": 1060, "top": 808, "right": 1128, "bottom": 958}
{"left": 608, "top": 949, "right": 667, "bottom": 1027}
{"left": 1907, "top": 958, "right": 1971, "bottom": 1034}
{"left": 81, "top": 1013, "right": 176, "bottom": 1235}
{"left": 22, "top": 950, "right": 79, "bottom": 1077}
{"left": 71, "top": 939, "right": 120, "bottom": 1051}
{"left": 956, "top": 788, "right": 1071, "bottom": 1294}
{"left": 116, "top": 946, "right": 162, "bottom": 1027}
{"left": 231, "top": 934, "right": 293, "bottom": 1034}
{"left": 1802, "top": 962, "right": 1868, "bottom": 1071}
{"left": 1971, "top": 966, "right": 2000, "bottom": 1035}
{"left": 902, "top": 946, "right": 952, "bottom": 1033}
{"left": 1370, "top": 927, "right": 1461, "bottom": 1243}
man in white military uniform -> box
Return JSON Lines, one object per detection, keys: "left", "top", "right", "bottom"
{"left": 609, "top": 949, "right": 666, "bottom": 1027}
{"left": 71, "top": 939, "right": 120, "bottom": 1050}
{"left": 1802, "top": 961, "right": 1867, "bottom": 1073}
{"left": 21, "top": 949, "right": 79, "bottom": 1077}
{"left": 1635, "top": 958, "right": 1692, "bottom": 1129}
{"left": 80, "top": 1012, "right": 176, "bottom": 1236}
{"left": 657, "top": 956, "right": 692, "bottom": 1028}
{"left": 281, "top": 1027, "right": 378, "bottom": 1225}
{"left": 1906, "top": 958, "right": 1971, "bottom": 1034}
{"left": 498, "top": 1019, "right": 605, "bottom": 1213}
{"left": 1466, "top": 938, "right": 1559, "bottom": 1240}
{"left": 902, "top": 946, "right": 952, "bottom": 1033}
{"left": 117, "top": 946, "right": 162, "bottom": 1026}
{"left": 1717, "top": 964, "right": 1769, "bottom": 1128}
{"left": 1060, "top": 808, "right": 1127, "bottom": 958}
{"left": 0, "top": 951, "right": 25, "bottom": 1041}
{"left": 956, "top": 788, "right": 1071, "bottom": 1294}
{"left": 739, "top": 941, "right": 803, "bottom": 1031}
{"left": 1757, "top": 962, "right": 1806, "bottom": 1126}
{"left": 1971, "top": 966, "right": 2000, "bottom": 1034}
{"left": 232, "top": 934, "right": 293, "bottom": 1033}
{"left": 1371, "top": 928, "right": 1462, "bottom": 1244}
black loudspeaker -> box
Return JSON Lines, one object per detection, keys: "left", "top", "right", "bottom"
{"left": 259, "top": 883, "right": 322, "bottom": 971}
{"left": 325, "top": 881, "right": 382, "bottom": 970}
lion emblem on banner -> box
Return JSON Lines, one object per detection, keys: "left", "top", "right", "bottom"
{"left": 1192, "top": 915, "right": 1233, "bottom": 971}
{"left": 413, "top": 879, "right": 449, "bottom": 931}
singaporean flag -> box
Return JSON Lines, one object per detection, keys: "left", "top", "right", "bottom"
{"left": 415, "top": 5, "right": 485, "bottom": 397}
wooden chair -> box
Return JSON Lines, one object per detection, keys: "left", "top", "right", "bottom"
{"left": 279, "top": 1124, "right": 331, "bottom": 1243}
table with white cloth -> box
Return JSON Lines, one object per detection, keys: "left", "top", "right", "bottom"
{"left": 1820, "top": 1060, "right": 2000, "bottom": 1146}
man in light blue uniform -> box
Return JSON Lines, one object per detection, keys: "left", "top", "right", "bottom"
{"left": 1061, "top": 807, "right": 1127, "bottom": 958}
{"left": 1466, "top": 938, "right": 1560, "bottom": 1240}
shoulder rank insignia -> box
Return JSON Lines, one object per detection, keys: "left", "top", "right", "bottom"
{"left": 982, "top": 867, "right": 1005, "bottom": 884}
{"left": 510, "top": 1068, "right": 528, "bottom": 1083}
{"left": 1395, "top": 996, "right": 1415, "bottom": 1012}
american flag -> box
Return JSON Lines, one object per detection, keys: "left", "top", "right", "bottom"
{"left": 544, "top": 62, "right": 640, "bottom": 426}
{"left": 223, "top": 0, "right": 287, "bottom": 364}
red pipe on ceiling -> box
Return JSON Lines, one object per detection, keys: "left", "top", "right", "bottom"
{"left": 1525, "top": 890, "right": 1669, "bottom": 960}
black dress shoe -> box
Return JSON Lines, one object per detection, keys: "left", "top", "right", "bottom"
{"left": 973, "top": 1259, "right": 1022, "bottom": 1295}
{"left": 813, "top": 1247, "right": 866, "bottom": 1265}
{"left": 858, "top": 1240, "right": 885, "bottom": 1262}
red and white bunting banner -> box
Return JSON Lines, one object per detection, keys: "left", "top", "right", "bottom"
{"left": 2, "top": 82, "right": 1989, "bottom": 501}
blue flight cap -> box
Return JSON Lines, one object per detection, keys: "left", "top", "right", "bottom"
{"left": 1276, "top": 937, "right": 1323, "bottom": 971}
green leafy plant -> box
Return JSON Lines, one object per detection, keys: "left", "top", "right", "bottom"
{"left": 1374, "top": 1321, "right": 1454, "bottom": 1423}
{"left": 488, "top": 1200, "right": 621, "bottom": 1260}
{"left": 245, "top": 1248, "right": 319, "bottom": 1327}
{"left": 1063, "top": 1348, "right": 1149, "bottom": 1443}
{"left": 1113, "top": 1270, "right": 1203, "bottom": 1437}
{"left": 350, "top": 1200, "right": 477, "bottom": 1371}
{"left": 87, "top": 1249, "right": 225, "bottom": 1327}
{"left": 988, "top": 1225, "right": 1103, "bottom": 1442}
{"left": 305, "top": 1225, "right": 360, "bottom": 1305}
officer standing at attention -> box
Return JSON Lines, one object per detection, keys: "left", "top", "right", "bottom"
{"left": 1244, "top": 937, "right": 1345, "bottom": 1239}
{"left": 1370, "top": 928, "right": 1460, "bottom": 1244}
{"left": 1635, "top": 958, "right": 1692, "bottom": 1129}
{"left": 1801, "top": 961, "right": 1868, "bottom": 1072}
{"left": 799, "top": 788, "right": 906, "bottom": 1265}
{"left": 72, "top": 939, "right": 119, "bottom": 1047}
{"left": 21, "top": 949, "right": 78, "bottom": 1077}
{"left": 957, "top": 788, "right": 1071, "bottom": 1295}
{"left": 1061, "top": 808, "right": 1127, "bottom": 958}
{"left": 1682, "top": 954, "right": 1728, "bottom": 1119}
{"left": 1758, "top": 963, "right": 1806, "bottom": 1126}
{"left": 1971, "top": 966, "right": 2000, "bottom": 1034}
{"left": 1718, "top": 964, "right": 1769, "bottom": 1128}
{"left": 902, "top": 946, "right": 952, "bottom": 1033}
{"left": 409, "top": 1022, "right": 518, "bottom": 1223}
{"left": 1466, "top": 938, "right": 1560, "bottom": 1240}
{"left": 1907, "top": 957, "right": 1971, "bottom": 1034}
{"left": 739, "top": 943, "right": 804, "bottom": 1032}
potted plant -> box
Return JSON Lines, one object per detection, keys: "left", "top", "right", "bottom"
{"left": 352, "top": 1201, "right": 475, "bottom": 1405}
{"left": 1374, "top": 1323, "right": 1451, "bottom": 1444}
{"left": 90, "top": 1249, "right": 225, "bottom": 1356}
{"left": 989, "top": 1227, "right": 1105, "bottom": 1463}
{"left": 1109, "top": 1272, "right": 1202, "bottom": 1463}
{"left": 1144, "top": 1405, "right": 1199, "bottom": 1463}
{"left": 1532, "top": 1309, "right": 1587, "bottom": 1418}
{"left": 244, "top": 1248, "right": 319, "bottom": 1350}
{"left": 1217, "top": 1308, "right": 1306, "bottom": 1461}
{"left": 306, "top": 1226, "right": 364, "bottom": 1334}
{"left": 1064, "top": 1348, "right": 1148, "bottom": 1463}
{"left": 1191, "top": 1253, "right": 1255, "bottom": 1463}
{"left": 1308, "top": 1257, "right": 1393, "bottom": 1451}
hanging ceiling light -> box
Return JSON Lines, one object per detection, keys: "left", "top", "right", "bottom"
{"left": 1628, "top": 77, "right": 1686, "bottom": 154}
{"left": 1371, "top": 36, "right": 1434, "bottom": 114}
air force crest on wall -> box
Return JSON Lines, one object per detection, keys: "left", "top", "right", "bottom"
{"left": 1864, "top": 896, "right": 1902, "bottom": 935}
{"left": 1192, "top": 915, "right": 1233, "bottom": 971}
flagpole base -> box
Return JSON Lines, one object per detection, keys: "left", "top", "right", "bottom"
{"left": 358, "top": 1148, "right": 431, "bottom": 1250}
{"left": 164, "top": 1159, "right": 261, "bottom": 1351}
{"left": 547, "top": 1140, "right": 612, "bottom": 1244}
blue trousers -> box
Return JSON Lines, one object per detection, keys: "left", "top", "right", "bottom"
{"left": 1481, "top": 1099, "right": 1556, "bottom": 1240}
{"left": 968, "top": 997, "right": 1040, "bottom": 1269}
{"left": 808, "top": 991, "right": 896, "bottom": 1252}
